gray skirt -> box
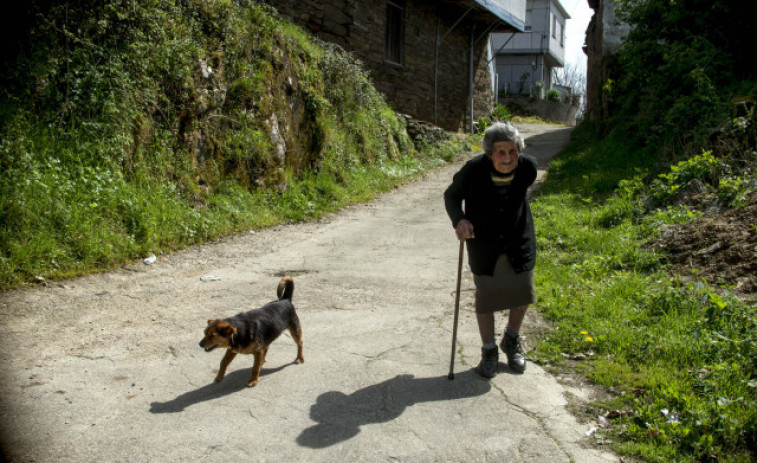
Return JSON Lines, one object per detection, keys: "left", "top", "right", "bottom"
{"left": 473, "top": 254, "right": 536, "bottom": 313}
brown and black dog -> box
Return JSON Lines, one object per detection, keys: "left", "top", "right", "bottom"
{"left": 199, "top": 275, "right": 304, "bottom": 387}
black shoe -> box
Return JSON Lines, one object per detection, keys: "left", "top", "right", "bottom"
{"left": 501, "top": 334, "right": 526, "bottom": 373}
{"left": 476, "top": 346, "right": 499, "bottom": 378}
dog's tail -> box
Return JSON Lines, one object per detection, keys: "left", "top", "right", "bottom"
{"left": 277, "top": 275, "right": 294, "bottom": 301}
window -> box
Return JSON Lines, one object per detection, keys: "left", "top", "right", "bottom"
{"left": 385, "top": 1, "right": 405, "bottom": 65}
{"left": 559, "top": 22, "right": 564, "bottom": 47}
{"left": 552, "top": 14, "right": 557, "bottom": 39}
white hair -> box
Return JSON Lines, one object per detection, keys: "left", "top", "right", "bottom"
{"left": 482, "top": 122, "right": 525, "bottom": 153}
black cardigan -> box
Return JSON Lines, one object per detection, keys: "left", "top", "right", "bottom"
{"left": 444, "top": 153, "right": 537, "bottom": 276}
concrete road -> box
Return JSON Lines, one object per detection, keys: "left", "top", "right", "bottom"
{"left": 0, "top": 123, "right": 619, "bottom": 462}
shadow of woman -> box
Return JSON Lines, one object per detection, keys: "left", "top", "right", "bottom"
{"left": 296, "top": 370, "right": 490, "bottom": 449}
{"left": 149, "top": 363, "right": 293, "bottom": 413}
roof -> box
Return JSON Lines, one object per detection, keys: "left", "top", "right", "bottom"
{"left": 471, "top": 0, "right": 527, "bottom": 32}
{"left": 551, "top": 0, "right": 571, "bottom": 19}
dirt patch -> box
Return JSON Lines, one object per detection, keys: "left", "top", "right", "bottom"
{"left": 652, "top": 193, "right": 757, "bottom": 301}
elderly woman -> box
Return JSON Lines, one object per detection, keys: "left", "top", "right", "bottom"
{"left": 444, "top": 121, "right": 537, "bottom": 378}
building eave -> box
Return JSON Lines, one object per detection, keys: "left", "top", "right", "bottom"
{"left": 495, "top": 48, "right": 566, "bottom": 68}
{"left": 551, "top": 0, "right": 571, "bottom": 19}
{"left": 470, "top": 0, "right": 527, "bottom": 32}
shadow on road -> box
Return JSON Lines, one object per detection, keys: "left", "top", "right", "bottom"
{"left": 523, "top": 126, "right": 574, "bottom": 168}
{"left": 296, "top": 370, "right": 490, "bottom": 448}
{"left": 148, "top": 363, "right": 294, "bottom": 413}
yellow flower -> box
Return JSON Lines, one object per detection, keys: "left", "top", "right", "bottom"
{"left": 580, "top": 330, "right": 588, "bottom": 335}
{"left": 585, "top": 336, "right": 594, "bottom": 342}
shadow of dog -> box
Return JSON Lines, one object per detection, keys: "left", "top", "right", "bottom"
{"left": 149, "top": 363, "right": 293, "bottom": 414}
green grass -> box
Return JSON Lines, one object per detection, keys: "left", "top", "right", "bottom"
{"left": 531, "top": 131, "right": 756, "bottom": 463}
{"left": 0, "top": 1, "right": 473, "bottom": 289}
{"left": 0, "top": 126, "right": 466, "bottom": 289}
{"left": 2, "top": 2, "right": 755, "bottom": 460}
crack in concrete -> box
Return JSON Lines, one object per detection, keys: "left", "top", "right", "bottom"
{"left": 362, "top": 344, "right": 412, "bottom": 363}
{"left": 457, "top": 335, "right": 578, "bottom": 463}
{"left": 495, "top": 381, "right": 576, "bottom": 462}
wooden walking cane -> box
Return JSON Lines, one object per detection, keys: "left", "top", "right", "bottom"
{"left": 447, "top": 240, "right": 465, "bottom": 380}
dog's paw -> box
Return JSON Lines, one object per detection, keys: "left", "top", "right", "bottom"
{"left": 213, "top": 375, "right": 224, "bottom": 383}
{"left": 295, "top": 356, "right": 304, "bottom": 364}
{"left": 246, "top": 379, "right": 258, "bottom": 387}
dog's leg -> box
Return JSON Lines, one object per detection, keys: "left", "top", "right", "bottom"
{"left": 248, "top": 349, "right": 266, "bottom": 387}
{"left": 215, "top": 350, "right": 237, "bottom": 383}
{"left": 289, "top": 324, "right": 304, "bottom": 364}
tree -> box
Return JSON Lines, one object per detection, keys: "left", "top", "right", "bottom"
{"left": 552, "top": 62, "right": 586, "bottom": 116}
{"left": 608, "top": 0, "right": 757, "bottom": 156}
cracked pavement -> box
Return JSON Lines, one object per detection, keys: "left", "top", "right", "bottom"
{"left": 0, "top": 124, "right": 620, "bottom": 462}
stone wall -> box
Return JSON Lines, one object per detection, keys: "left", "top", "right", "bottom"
{"left": 261, "top": 0, "right": 495, "bottom": 132}
{"left": 498, "top": 95, "right": 579, "bottom": 125}
{"left": 584, "top": 0, "right": 629, "bottom": 123}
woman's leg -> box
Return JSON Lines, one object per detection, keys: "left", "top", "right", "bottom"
{"left": 477, "top": 305, "right": 527, "bottom": 344}
{"left": 502, "top": 305, "right": 528, "bottom": 373}
{"left": 475, "top": 312, "right": 498, "bottom": 378}
{"left": 476, "top": 312, "right": 496, "bottom": 344}
{"left": 506, "top": 305, "right": 527, "bottom": 332}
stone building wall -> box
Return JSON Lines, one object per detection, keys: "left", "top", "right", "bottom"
{"left": 583, "top": 0, "right": 600, "bottom": 122}
{"left": 261, "top": 0, "right": 495, "bottom": 132}
{"left": 584, "top": 0, "right": 628, "bottom": 123}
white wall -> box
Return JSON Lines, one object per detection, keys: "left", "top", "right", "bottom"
{"left": 491, "top": 0, "right": 566, "bottom": 61}
{"left": 547, "top": 0, "right": 567, "bottom": 65}
{"left": 492, "top": 0, "right": 569, "bottom": 95}
{"left": 489, "top": 0, "right": 528, "bottom": 24}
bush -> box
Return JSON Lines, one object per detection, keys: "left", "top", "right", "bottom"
{"left": 0, "top": 0, "right": 455, "bottom": 290}
{"left": 546, "top": 88, "right": 562, "bottom": 103}
{"left": 532, "top": 133, "right": 757, "bottom": 463}
{"left": 609, "top": 0, "right": 757, "bottom": 158}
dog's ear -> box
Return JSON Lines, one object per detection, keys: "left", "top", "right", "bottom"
{"left": 220, "top": 324, "right": 237, "bottom": 345}
{"left": 221, "top": 325, "right": 237, "bottom": 337}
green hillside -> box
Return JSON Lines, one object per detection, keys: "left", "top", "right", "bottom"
{"left": 0, "top": 0, "right": 470, "bottom": 289}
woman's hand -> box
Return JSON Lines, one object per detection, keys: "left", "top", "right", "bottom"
{"left": 455, "top": 219, "right": 475, "bottom": 241}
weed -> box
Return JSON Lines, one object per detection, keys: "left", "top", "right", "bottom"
{"left": 532, "top": 134, "right": 756, "bottom": 463}
{"left": 0, "top": 1, "right": 472, "bottom": 290}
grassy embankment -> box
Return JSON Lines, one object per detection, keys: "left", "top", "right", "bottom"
{"left": 530, "top": 122, "right": 755, "bottom": 463}
{"left": 529, "top": 1, "right": 756, "bottom": 460}
{"left": 0, "top": 1, "right": 470, "bottom": 290}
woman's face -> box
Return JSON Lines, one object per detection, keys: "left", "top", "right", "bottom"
{"left": 490, "top": 140, "right": 519, "bottom": 174}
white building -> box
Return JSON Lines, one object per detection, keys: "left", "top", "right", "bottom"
{"left": 491, "top": 0, "right": 570, "bottom": 97}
